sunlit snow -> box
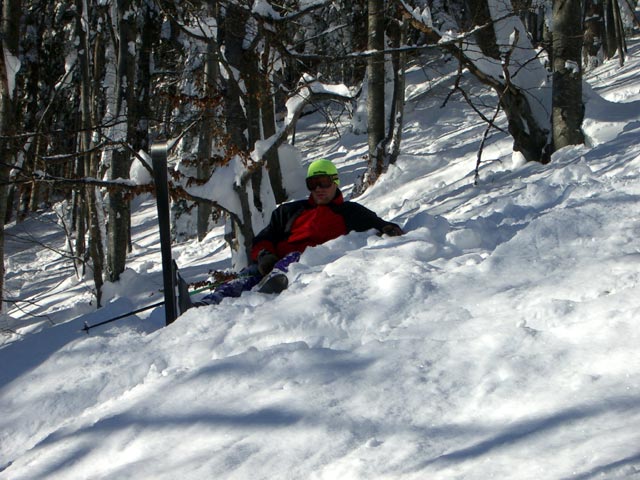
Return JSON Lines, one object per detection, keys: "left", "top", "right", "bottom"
{"left": 2, "top": 39, "right": 640, "bottom": 480}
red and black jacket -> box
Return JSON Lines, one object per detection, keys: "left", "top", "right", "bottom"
{"left": 250, "top": 190, "right": 399, "bottom": 261}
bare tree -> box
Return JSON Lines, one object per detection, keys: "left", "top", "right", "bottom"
{"left": 386, "top": 9, "right": 408, "bottom": 167}
{"left": 107, "top": 0, "right": 137, "bottom": 282}
{"left": 552, "top": 0, "right": 585, "bottom": 149}
{"left": 603, "top": 0, "right": 627, "bottom": 64}
{"left": 75, "top": 0, "right": 106, "bottom": 305}
{"left": 0, "top": 0, "right": 21, "bottom": 312}
{"left": 366, "top": 0, "right": 386, "bottom": 184}
{"left": 401, "top": 0, "right": 554, "bottom": 162}
{"left": 195, "top": 2, "right": 220, "bottom": 241}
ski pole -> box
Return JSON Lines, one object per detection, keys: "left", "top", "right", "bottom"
{"left": 82, "top": 277, "right": 241, "bottom": 333}
{"left": 82, "top": 300, "right": 165, "bottom": 333}
{"left": 81, "top": 284, "right": 215, "bottom": 333}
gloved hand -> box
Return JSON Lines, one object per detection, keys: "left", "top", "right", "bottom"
{"left": 381, "top": 224, "right": 404, "bottom": 237}
{"left": 257, "top": 250, "right": 279, "bottom": 276}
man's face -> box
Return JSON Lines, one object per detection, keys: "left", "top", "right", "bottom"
{"left": 306, "top": 175, "right": 338, "bottom": 205}
{"left": 311, "top": 182, "right": 338, "bottom": 205}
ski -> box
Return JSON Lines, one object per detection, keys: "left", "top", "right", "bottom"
{"left": 175, "top": 265, "right": 194, "bottom": 314}
{"left": 169, "top": 268, "right": 288, "bottom": 313}
{"left": 151, "top": 142, "right": 178, "bottom": 326}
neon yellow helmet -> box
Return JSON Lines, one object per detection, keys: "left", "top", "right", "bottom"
{"left": 306, "top": 159, "right": 340, "bottom": 186}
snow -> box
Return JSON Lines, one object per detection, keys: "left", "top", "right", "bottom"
{"left": 2, "top": 47, "right": 21, "bottom": 99}
{"left": 252, "top": 0, "right": 280, "bottom": 19}
{"left": 285, "top": 76, "right": 355, "bottom": 125}
{"left": 130, "top": 150, "right": 153, "bottom": 185}
{"left": 401, "top": 1, "right": 438, "bottom": 33}
{"left": 2, "top": 38, "right": 640, "bottom": 480}
{"left": 184, "top": 155, "right": 244, "bottom": 216}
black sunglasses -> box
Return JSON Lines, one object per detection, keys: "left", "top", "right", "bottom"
{"left": 306, "top": 175, "right": 337, "bottom": 190}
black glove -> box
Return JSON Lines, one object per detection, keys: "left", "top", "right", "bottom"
{"left": 257, "top": 250, "right": 279, "bottom": 276}
{"left": 381, "top": 224, "right": 404, "bottom": 237}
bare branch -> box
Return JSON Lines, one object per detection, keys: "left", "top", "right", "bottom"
{"left": 475, "top": 30, "right": 520, "bottom": 184}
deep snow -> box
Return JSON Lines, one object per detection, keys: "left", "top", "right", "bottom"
{"left": 2, "top": 40, "right": 640, "bottom": 479}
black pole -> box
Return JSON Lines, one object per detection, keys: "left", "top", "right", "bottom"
{"left": 151, "top": 142, "right": 177, "bottom": 326}
{"left": 82, "top": 301, "right": 165, "bottom": 333}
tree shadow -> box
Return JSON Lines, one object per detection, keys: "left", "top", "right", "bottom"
{"left": 12, "top": 407, "right": 303, "bottom": 479}
{"left": 408, "top": 394, "right": 640, "bottom": 472}
{"left": 0, "top": 297, "right": 154, "bottom": 390}
{"left": 562, "top": 451, "right": 640, "bottom": 480}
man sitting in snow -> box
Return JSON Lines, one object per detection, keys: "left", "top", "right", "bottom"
{"left": 191, "top": 159, "right": 403, "bottom": 306}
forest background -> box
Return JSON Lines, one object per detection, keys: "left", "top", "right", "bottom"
{"left": 0, "top": 0, "right": 637, "bottom": 312}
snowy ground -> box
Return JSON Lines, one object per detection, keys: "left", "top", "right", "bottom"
{"left": 2, "top": 41, "right": 640, "bottom": 479}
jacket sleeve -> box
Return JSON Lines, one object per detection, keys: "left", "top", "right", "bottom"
{"left": 339, "top": 202, "right": 400, "bottom": 233}
{"left": 250, "top": 201, "right": 306, "bottom": 261}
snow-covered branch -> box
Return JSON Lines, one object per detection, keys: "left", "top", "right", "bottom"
{"left": 245, "top": 77, "right": 357, "bottom": 182}
{"left": 251, "top": 0, "right": 331, "bottom": 22}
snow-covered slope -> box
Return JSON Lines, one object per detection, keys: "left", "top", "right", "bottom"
{"left": 2, "top": 43, "right": 640, "bottom": 479}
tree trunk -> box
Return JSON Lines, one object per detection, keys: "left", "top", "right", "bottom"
{"left": 366, "top": 0, "right": 386, "bottom": 182}
{"left": 552, "top": 0, "right": 585, "bottom": 150}
{"left": 0, "top": 0, "right": 21, "bottom": 312}
{"left": 223, "top": 3, "right": 250, "bottom": 153}
{"left": 583, "top": 0, "right": 604, "bottom": 69}
{"left": 76, "top": 0, "right": 104, "bottom": 306}
{"left": 611, "top": 0, "right": 627, "bottom": 65}
{"left": 260, "top": 43, "right": 287, "bottom": 203}
{"left": 74, "top": 154, "right": 88, "bottom": 275}
{"left": 134, "top": 1, "right": 154, "bottom": 154}
{"left": 90, "top": 6, "right": 108, "bottom": 307}
{"left": 196, "top": 31, "right": 218, "bottom": 241}
{"left": 386, "top": 14, "right": 407, "bottom": 166}
{"left": 468, "top": 0, "right": 500, "bottom": 58}
{"left": 221, "top": 3, "right": 256, "bottom": 260}
{"left": 27, "top": 133, "right": 45, "bottom": 213}
{"left": 402, "top": 0, "right": 551, "bottom": 162}
{"left": 219, "top": 4, "right": 275, "bottom": 259}
{"left": 471, "top": 0, "right": 551, "bottom": 161}
{"left": 603, "top": 0, "right": 618, "bottom": 58}
{"left": 107, "top": 0, "right": 136, "bottom": 282}
{"left": 75, "top": 0, "right": 89, "bottom": 274}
